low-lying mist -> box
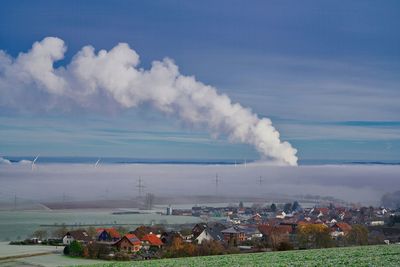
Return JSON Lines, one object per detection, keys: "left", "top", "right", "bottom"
{"left": 1, "top": 163, "right": 399, "bottom": 207}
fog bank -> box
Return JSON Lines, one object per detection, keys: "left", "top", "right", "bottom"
{"left": 1, "top": 164, "right": 399, "bottom": 206}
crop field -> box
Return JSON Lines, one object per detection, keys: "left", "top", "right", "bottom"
{"left": 80, "top": 245, "right": 400, "bottom": 267}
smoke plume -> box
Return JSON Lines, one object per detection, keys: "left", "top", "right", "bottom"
{"left": 0, "top": 37, "right": 297, "bottom": 165}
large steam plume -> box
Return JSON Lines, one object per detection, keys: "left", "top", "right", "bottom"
{"left": 0, "top": 37, "right": 297, "bottom": 165}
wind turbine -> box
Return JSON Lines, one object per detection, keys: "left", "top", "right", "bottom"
{"left": 31, "top": 154, "right": 39, "bottom": 170}
{"left": 94, "top": 158, "right": 101, "bottom": 168}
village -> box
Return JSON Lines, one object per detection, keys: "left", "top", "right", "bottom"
{"left": 11, "top": 201, "right": 400, "bottom": 262}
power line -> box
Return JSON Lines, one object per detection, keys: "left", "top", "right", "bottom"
{"left": 137, "top": 176, "right": 145, "bottom": 197}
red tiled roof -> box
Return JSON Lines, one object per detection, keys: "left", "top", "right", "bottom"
{"left": 141, "top": 233, "right": 163, "bottom": 246}
{"left": 125, "top": 233, "right": 136, "bottom": 239}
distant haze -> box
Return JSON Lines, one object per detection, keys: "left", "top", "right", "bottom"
{"left": 0, "top": 163, "right": 399, "bottom": 206}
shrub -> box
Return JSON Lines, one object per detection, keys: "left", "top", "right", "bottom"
{"left": 69, "top": 240, "right": 84, "bottom": 257}
{"left": 85, "top": 242, "right": 112, "bottom": 259}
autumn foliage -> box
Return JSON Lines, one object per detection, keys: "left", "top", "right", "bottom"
{"left": 163, "top": 237, "right": 226, "bottom": 258}
{"left": 297, "top": 223, "right": 333, "bottom": 249}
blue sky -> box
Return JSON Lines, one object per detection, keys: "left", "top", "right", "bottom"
{"left": 0, "top": 1, "right": 399, "bottom": 162}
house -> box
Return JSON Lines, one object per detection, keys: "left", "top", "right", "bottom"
{"left": 192, "top": 222, "right": 226, "bottom": 241}
{"left": 192, "top": 223, "right": 208, "bottom": 239}
{"left": 97, "top": 228, "right": 121, "bottom": 242}
{"left": 141, "top": 233, "right": 163, "bottom": 249}
{"left": 160, "top": 231, "right": 183, "bottom": 246}
{"left": 330, "top": 222, "right": 352, "bottom": 238}
{"left": 63, "top": 230, "right": 92, "bottom": 245}
{"left": 193, "top": 222, "right": 226, "bottom": 244}
{"left": 113, "top": 234, "right": 142, "bottom": 253}
{"left": 369, "top": 220, "right": 385, "bottom": 226}
{"left": 221, "top": 226, "right": 246, "bottom": 245}
{"left": 195, "top": 228, "right": 214, "bottom": 244}
{"left": 240, "top": 225, "right": 262, "bottom": 240}
{"left": 195, "top": 227, "right": 225, "bottom": 244}
{"left": 276, "top": 211, "right": 286, "bottom": 219}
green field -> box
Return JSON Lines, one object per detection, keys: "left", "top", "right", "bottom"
{"left": 78, "top": 245, "right": 400, "bottom": 267}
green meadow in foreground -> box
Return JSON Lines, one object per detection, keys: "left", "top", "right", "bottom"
{"left": 76, "top": 244, "right": 400, "bottom": 267}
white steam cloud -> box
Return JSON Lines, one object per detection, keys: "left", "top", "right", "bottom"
{"left": 0, "top": 37, "right": 297, "bottom": 165}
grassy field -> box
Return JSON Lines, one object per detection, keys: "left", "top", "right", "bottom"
{"left": 77, "top": 245, "right": 400, "bottom": 267}
{"left": 1, "top": 254, "right": 106, "bottom": 267}
{"left": 0, "top": 242, "right": 107, "bottom": 267}
{"left": 0, "top": 242, "right": 63, "bottom": 259}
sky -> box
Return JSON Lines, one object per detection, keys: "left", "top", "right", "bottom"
{"left": 0, "top": 1, "right": 399, "bottom": 163}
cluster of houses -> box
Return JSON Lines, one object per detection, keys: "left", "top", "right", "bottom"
{"left": 185, "top": 203, "right": 400, "bottom": 245}
{"left": 63, "top": 228, "right": 163, "bottom": 254}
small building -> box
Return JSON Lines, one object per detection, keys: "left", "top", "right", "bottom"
{"left": 221, "top": 226, "right": 246, "bottom": 245}
{"left": 369, "top": 220, "right": 385, "bottom": 226}
{"left": 276, "top": 211, "right": 286, "bottom": 219}
{"left": 195, "top": 227, "right": 225, "bottom": 244}
{"left": 192, "top": 223, "right": 208, "bottom": 239}
{"left": 113, "top": 234, "right": 141, "bottom": 253}
{"left": 193, "top": 222, "right": 226, "bottom": 244}
{"left": 63, "top": 230, "right": 92, "bottom": 245}
{"left": 141, "top": 233, "right": 163, "bottom": 249}
{"left": 160, "top": 231, "right": 183, "bottom": 246}
{"left": 238, "top": 225, "right": 262, "bottom": 240}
